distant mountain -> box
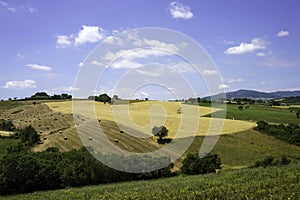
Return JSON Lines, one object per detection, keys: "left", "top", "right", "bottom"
{"left": 204, "top": 89, "right": 300, "bottom": 100}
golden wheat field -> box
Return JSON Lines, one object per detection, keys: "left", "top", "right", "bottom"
{"left": 45, "top": 101, "right": 255, "bottom": 138}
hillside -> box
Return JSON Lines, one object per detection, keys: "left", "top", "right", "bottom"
{"left": 204, "top": 89, "right": 300, "bottom": 100}
{"left": 2, "top": 162, "right": 299, "bottom": 200}
{"left": 1, "top": 100, "right": 300, "bottom": 170}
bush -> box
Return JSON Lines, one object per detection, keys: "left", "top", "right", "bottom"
{"left": 181, "top": 153, "right": 221, "bottom": 175}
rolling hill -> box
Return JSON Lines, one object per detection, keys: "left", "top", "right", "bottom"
{"left": 204, "top": 89, "right": 300, "bottom": 100}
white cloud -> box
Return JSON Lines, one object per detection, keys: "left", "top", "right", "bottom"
{"left": 0, "top": 1, "right": 16, "bottom": 12}
{"left": 110, "top": 59, "right": 141, "bottom": 69}
{"left": 17, "top": 53, "right": 26, "bottom": 60}
{"left": 74, "top": 25, "right": 105, "bottom": 46}
{"left": 203, "top": 69, "right": 218, "bottom": 75}
{"left": 259, "top": 57, "right": 297, "bottom": 67}
{"left": 134, "top": 39, "right": 179, "bottom": 52}
{"left": 169, "top": 2, "right": 194, "bottom": 19}
{"left": 256, "top": 52, "right": 266, "bottom": 57}
{"left": 218, "top": 84, "right": 229, "bottom": 89}
{"left": 104, "top": 36, "right": 123, "bottom": 46}
{"left": 60, "top": 86, "right": 79, "bottom": 92}
{"left": 0, "top": 1, "right": 9, "bottom": 6}
{"left": 136, "top": 69, "right": 163, "bottom": 77}
{"left": 171, "top": 62, "right": 194, "bottom": 73}
{"left": 28, "top": 6, "right": 36, "bottom": 13}
{"left": 225, "top": 38, "right": 266, "bottom": 55}
{"left": 27, "top": 64, "right": 52, "bottom": 71}
{"left": 103, "top": 48, "right": 174, "bottom": 62}
{"left": 56, "top": 35, "right": 72, "bottom": 48}
{"left": 277, "top": 30, "right": 289, "bottom": 37}
{"left": 78, "top": 62, "right": 84, "bottom": 67}
{"left": 223, "top": 40, "right": 234, "bottom": 45}
{"left": 7, "top": 7, "right": 16, "bottom": 12}
{"left": 91, "top": 60, "right": 102, "bottom": 66}
{"left": 2, "top": 79, "right": 36, "bottom": 89}
{"left": 225, "top": 78, "right": 244, "bottom": 83}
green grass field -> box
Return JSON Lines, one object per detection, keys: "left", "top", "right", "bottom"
{"left": 202, "top": 103, "right": 300, "bottom": 124}
{"left": 2, "top": 162, "right": 299, "bottom": 200}
{"left": 172, "top": 129, "right": 300, "bottom": 169}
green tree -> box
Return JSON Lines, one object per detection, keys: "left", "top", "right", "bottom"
{"left": 96, "top": 94, "right": 111, "bottom": 103}
{"left": 181, "top": 153, "right": 221, "bottom": 175}
{"left": 18, "top": 125, "right": 40, "bottom": 146}
{"left": 31, "top": 92, "right": 50, "bottom": 100}
{"left": 152, "top": 126, "right": 168, "bottom": 140}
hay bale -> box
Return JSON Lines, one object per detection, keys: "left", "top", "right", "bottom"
{"left": 114, "top": 138, "right": 119, "bottom": 143}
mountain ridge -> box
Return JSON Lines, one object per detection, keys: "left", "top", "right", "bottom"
{"left": 204, "top": 89, "right": 300, "bottom": 100}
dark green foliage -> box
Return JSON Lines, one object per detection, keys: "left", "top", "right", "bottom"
{"left": 0, "top": 147, "right": 174, "bottom": 195}
{"left": 28, "top": 92, "right": 72, "bottom": 100}
{"left": 283, "top": 96, "right": 300, "bottom": 104}
{"left": 296, "top": 110, "right": 300, "bottom": 118}
{"left": 152, "top": 126, "right": 168, "bottom": 140}
{"left": 238, "top": 105, "right": 243, "bottom": 110}
{"left": 31, "top": 92, "right": 50, "bottom": 99}
{"left": 181, "top": 153, "right": 221, "bottom": 175}
{"left": 2, "top": 162, "right": 300, "bottom": 200}
{"left": 255, "top": 121, "right": 300, "bottom": 146}
{"left": 251, "top": 155, "right": 291, "bottom": 168}
{"left": 89, "top": 93, "right": 111, "bottom": 103}
{"left": 17, "top": 125, "right": 40, "bottom": 146}
{"left": 0, "top": 119, "right": 15, "bottom": 131}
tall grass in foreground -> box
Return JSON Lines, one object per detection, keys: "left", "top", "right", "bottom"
{"left": 3, "top": 162, "right": 299, "bottom": 200}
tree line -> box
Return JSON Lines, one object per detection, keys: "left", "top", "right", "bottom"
{"left": 255, "top": 121, "right": 300, "bottom": 146}
{"left": 0, "top": 120, "right": 222, "bottom": 195}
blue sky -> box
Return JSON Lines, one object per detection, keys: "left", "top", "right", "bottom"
{"left": 0, "top": 0, "right": 299, "bottom": 100}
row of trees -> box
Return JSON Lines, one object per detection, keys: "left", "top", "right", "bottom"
{"left": 27, "top": 92, "right": 72, "bottom": 100}
{"left": 255, "top": 121, "right": 300, "bottom": 146}
{"left": 0, "top": 121, "right": 222, "bottom": 195}
{"left": 251, "top": 156, "right": 291, "bottom": 168}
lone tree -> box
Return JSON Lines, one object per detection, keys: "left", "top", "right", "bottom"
{"left": 152, "top": 126, "right": 168, "bottom": 140}
{"left": 238, "top": 105, "right": 243, "bottom": 110}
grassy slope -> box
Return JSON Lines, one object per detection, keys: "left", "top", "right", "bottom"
{"left": 183, "top": 129, "right": 300, "bottom": 168}
{"left": 201, "top": 103, "right": 300, "bottom": 124}
{"left": 2, "top": 162, "right": 299, "bottom": 200}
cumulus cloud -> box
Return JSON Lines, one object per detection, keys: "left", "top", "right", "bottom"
{"left": 218, "top": 84, "right": 229, "bottom": 89}
{"left": 56, "top": 35, "right": 72, "bottom": 48}
{"left": 110, "top": 59, "right": 141, "bottom": 69}
{"left": 225, "top": 38, "right": 266, "bottom": 55}
{"left": 104, "top": 36, "right": 123, "bottom": 46}
{"left": 169, "top": 2, "right": 194, "bottom": 19}
{"left": 2, "top": 79, "right": 37, "bottom": 89}
{"left": 277, "top": 30, "right": 289, "bottom": 37}
{"left": 74, "top": 25, "right": 105, "bottom": 46}
{"left": 134, "top": 39, "right": 179, "bottom": 52}
{"left": 27, "top": 64, "right": 52, "bottom": 71}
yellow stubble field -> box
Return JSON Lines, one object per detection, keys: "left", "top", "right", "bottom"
{"left": 45, "top": 100, "right": 255, "bottom": 138}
